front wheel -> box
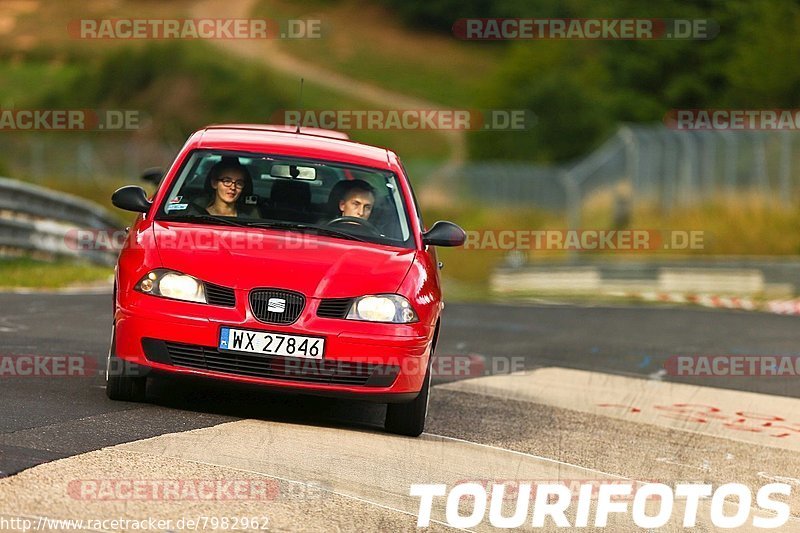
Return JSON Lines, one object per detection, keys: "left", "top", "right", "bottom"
{"left": 385, "top": 357, "right": 432, "bottom": 437}
{"left": 105, "top": 325, "right": 148, "bottom": 402}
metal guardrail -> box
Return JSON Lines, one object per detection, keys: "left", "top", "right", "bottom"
{"left": 0, "top": 177, "right": 123, "bottom": 265}
{"left": 491, "top": 261, "right": 799, "bottom": 299}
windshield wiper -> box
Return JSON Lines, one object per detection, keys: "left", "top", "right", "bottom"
{"left": 163, "top": 214, "right": 251, "bottom": 228}
{"left": 247, "top": 220, "right": 370, "bottom": 242}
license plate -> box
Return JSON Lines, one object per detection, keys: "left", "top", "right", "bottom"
{"left": 219, "top": 327, "right": 324, "bottom": 359}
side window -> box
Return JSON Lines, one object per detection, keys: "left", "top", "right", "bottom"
{"left": 399, "top": 160, "right": 424, "bottom": 229}
{"left": 162, "top": 152, "right": 204, "bottom": 214}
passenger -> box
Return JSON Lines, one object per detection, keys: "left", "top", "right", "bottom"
{"left": 194, "top": 158, "right": 256, "bottom": 217}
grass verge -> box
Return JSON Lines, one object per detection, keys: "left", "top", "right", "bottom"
{"left": 425, "top": 193, "right": 800, "bottom": 302}
{"left": 253, "top": 0, "right": 501, "bottom": 108}
{"left": 0, "top": 257, "right": 113, "bottom": 289}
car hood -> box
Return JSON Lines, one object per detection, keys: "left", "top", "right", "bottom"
{"left": 151, "top": 221, "right": 416, "bottom": 298}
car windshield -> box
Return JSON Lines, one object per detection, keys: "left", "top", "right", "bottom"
{"left": 155, "top": 150, "right": 414, "bottom": 248}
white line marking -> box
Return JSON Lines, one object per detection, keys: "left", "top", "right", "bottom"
{"left": 757, "top": 472, "right": 800, "bottom": 486}
{"left": 424, "top": 433, "right": 635, "bottom": 481}
{"left": 655, "top": 457, "right": 711, "bottom": 472}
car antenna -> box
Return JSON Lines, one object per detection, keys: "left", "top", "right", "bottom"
{"left": 295, "top": 78, "right": 304, "bottom": 134}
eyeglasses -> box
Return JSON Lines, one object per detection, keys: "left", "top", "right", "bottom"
{"left": 217, "top": 177, "right": 246, "bottom": 189}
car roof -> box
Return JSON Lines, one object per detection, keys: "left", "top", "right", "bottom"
{"left": 213, "top": 124, "right": 352, "bottom": 140}
{"left": 193, "top": 124, "right": 393, "bottom": 170}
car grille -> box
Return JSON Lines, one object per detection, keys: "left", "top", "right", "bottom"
{"left": 317, "top": 298, "right": 353, "bottom": 319}
{"left": 205, "top": 282, "right": 236, "bottom": 307}
{"left": 250, "top": 289, "right": 305, "bottom": 324}
{"left": 144, "top": 339, "right": 398, "bottom": 387}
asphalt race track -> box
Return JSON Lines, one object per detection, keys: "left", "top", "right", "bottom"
{"left": 1, "top": 291, "right": 800, "bottom": 531}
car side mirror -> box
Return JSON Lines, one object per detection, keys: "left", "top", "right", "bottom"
{"left": 112, "top": 185, "right": 152, "bottom": 213}
{"left": 422, "top": 221, "right": 466, "bottom": 247}
{"left": 141, "top": 167, "right": 163, "bottom": 186}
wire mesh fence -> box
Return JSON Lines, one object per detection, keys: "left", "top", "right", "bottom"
{"left": 452, "top": 125, "right": 800, "bottom": 225}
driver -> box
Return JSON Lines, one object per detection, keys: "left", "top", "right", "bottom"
{"left": 338, "top": 180, "right": 375, "bottom": 220}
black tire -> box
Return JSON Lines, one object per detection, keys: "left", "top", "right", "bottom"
{"left": 105, "top": 325, "right": 148, "bottom": 402}
{"left": 385, "top": 360, "right": 431, "bottom": 437}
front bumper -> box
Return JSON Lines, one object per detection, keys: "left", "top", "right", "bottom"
{"left": 114, "top": 291, "right": 433, "bottom": 401}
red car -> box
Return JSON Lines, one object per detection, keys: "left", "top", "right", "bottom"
{"left": 107, "top": 125, "right": 465, "bottom": 436}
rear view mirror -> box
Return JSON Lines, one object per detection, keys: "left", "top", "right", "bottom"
{"left": 422, "top": 221, "right": 466, "bottom": 247}
{"left": 112, "top": 185, "right": 152, "bottom": 213}
{"left": 270, "top": 164, "right": 316, "bottom": 180}
{"left": 141, "top": 168, "right": 163, "bottom": 186}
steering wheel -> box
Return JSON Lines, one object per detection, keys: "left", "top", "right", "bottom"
{"left": 326, "top": 215, "right": 380, "bottom": 235}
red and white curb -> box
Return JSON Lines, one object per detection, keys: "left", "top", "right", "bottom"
{"left": 764, "top": 299, "right": 800, "bottom": 315}
{"left": 623, "top": 291, "right": 800, "bottom": 315}
{"left": 639, "top": 292, "right": 757, "bottom": 310}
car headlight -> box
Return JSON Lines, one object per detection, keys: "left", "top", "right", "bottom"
{"left": 346, "top": 294, "right": 418, "bottom": 323}
{"left": 136, "top": 269, "right": 206, "bottom": 304}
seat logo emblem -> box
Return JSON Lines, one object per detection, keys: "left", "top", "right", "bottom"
{"left": 267, "top": 298, "right": 286, "bottom": 313}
